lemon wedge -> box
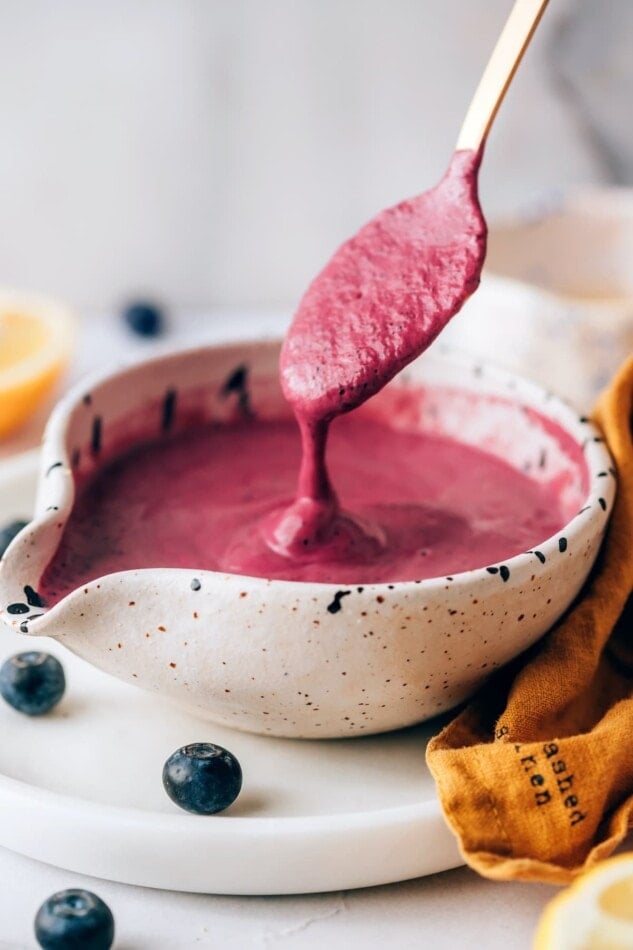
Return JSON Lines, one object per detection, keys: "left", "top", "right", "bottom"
{"left": 535, "top": 854, "right": 633, "bottom": 950}
{"left": 0, "top": 292, "right": 74, "bottom": 439}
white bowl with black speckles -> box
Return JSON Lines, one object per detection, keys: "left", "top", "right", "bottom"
{"left": 0, "top": 340, "right": 616, "bottom": 738}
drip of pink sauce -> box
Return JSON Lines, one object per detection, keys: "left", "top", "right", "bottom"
{"left": 39, "top": 409, "right": 567, "bottom": 604}
{"left": 270, "top": 148, "right": 486, "bottom": 561}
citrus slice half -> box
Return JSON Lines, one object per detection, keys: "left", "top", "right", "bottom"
{"left": 535, "top": 854, "right": 633, "bottom": 950}
{"left": 0, "top": 292, "right": 74, "bottom": 439}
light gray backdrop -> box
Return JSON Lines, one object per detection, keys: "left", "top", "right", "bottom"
{"left": 0, "top": 0, "right": 629, "bottom": 312}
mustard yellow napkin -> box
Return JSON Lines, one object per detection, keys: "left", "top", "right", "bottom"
{"left": 426, "top": 355, "right": 633, "bottom": 885}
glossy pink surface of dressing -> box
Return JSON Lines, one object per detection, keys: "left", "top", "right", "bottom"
{"left": 273, "top": 149, "right": 486, "bottom": 558}
{"left": 39, "top": 408, "right": 567, "bottom": 604}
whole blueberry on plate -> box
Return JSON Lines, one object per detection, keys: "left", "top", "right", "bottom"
{"left": 34, "top": 888, "right": 114, "bottom": 950}
{"left": 122, "top": 300, "right": 165, "bottom": 337}
{"left": 0, "top": 651, "right": 65, "bottom": 715}
{"left": 163, "top": 742, "right": 242, "bottom": 814}
{"left": 0, "top": 519, "right": 28, "bottom": 557}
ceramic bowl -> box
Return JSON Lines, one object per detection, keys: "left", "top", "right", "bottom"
{"left": 0, "top": 340, "right": 615, "bottom": 738}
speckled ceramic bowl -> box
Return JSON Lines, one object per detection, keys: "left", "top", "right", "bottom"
{"left": 0, "top": 340, "right": 616, "bottom": 738}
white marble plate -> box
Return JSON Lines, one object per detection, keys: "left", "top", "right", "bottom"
{"left": 0, "top": 451, "right": 462, "bottom": 895}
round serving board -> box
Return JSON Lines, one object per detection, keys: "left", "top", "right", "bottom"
{"left": 0, "top": 451, "right": 462, "bottom": 895}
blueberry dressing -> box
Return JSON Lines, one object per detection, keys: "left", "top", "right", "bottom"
{"left": 36, "top": 146, "right": 575, "bottom": 603}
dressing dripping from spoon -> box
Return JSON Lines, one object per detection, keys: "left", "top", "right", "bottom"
{"left": 266, "top": 0, "right": 549, "bottom": 562}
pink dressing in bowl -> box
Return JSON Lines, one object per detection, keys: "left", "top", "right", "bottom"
{"left": 39, "top": 386, "right": 578, "bottom": 605}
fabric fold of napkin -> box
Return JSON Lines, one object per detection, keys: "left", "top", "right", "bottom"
{"left": 426, "top": 354, "right": 633, "bottom": 885}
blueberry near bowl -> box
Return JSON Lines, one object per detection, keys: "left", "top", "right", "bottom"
{"left": 34, "top": 888, "right": 114, "bottom": 950}
{"left": 0, "top": 520, "right": 28, "bottom": 558}
{"left": 0, "top": 651, "right": 65, "bottom": 715}
{"left": 163, "top": 742, "right": 243, "bottom": 814}
{"left": 121, "top": 299, "right": 165, "bottom": 338}
{"left": 0, "top": 340, "right": 616, "bottom": 738}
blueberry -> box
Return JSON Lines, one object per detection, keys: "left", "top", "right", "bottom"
{"left": 0, "top": 519, "right": 28, "bottom": 557}
{"left": 163, "top": 742, "right": 242, "bottom": 814}
{"left": 0, "top": 652, "right": 65, "bottom": 715}
{"left": 122, "top": 300, "right": 165, "bottom": 337}
{"left": 34, "top": 889, "right": 114, "bottom": 950}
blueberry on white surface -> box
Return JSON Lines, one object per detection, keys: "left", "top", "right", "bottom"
{"left": 122, "top": 300, "right": 165, "bottom": 337}
{"left": 0, "top": 519, "right": 28, "bottom": 557}
{"left": 163, "top": 742, "right": 243, "bottom": 814}
{"left": 34, "top": 889, "right": 114, "bottom": 950}
{"left": 0, "top": 652, "right": 65, "bottom": 715}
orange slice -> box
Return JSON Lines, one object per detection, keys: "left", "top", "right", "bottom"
{"left": 535, "top": 854, "right": 633, "bottom": 950}
{"left": 0, "top": 292, "right": 74, "bottom": 439}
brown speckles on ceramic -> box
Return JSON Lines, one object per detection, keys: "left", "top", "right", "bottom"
{"left": 0, "top": 341, "right": 617, "bottom": 738}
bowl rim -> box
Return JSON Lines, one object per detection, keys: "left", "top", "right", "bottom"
{"left": 4, "top": 338, "right": 617, "bottom": 626}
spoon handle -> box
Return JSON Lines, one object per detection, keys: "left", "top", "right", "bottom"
{"left": 456, "top": 0, "right": 548, "bottom": 152}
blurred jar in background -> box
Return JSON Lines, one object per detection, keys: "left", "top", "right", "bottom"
{"left": 441, "top": 187, "right": 633, "bottom": 412}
